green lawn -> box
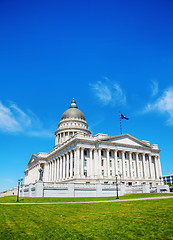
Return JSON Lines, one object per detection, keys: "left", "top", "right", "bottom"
{"left": 0, "top": 193, "right": 173, "bottom": 203}
{"left": 0, "top": 198, "right": 173, "bottom": 239}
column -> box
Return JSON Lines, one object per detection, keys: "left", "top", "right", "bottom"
{"left": 129, "top": 152, "right": 132, "bottom": 178}
{"left": 53, "top": 160, "right": 55, "bottom": 181}
{"left": 49, "top": 162, "right": 51, "bottom": 181}
{"left": 158, "top": 156, "right": 162, "bottom": 177}
{"left": 60, "top": 156, "right": 62, "bottom": 180}
{"left": 76, "top": 147, "right": 80, "bottom": 177}
{"left": 94, "top": 149, "right": 98, "bottom": 177}
{"left": 55, "top": 159, "right": 57, "bottom": 181}
{"left": 49, "top": 162, "right": 51, "bottom": 182}
{"left": 57, "top": 158, "right": 60, "bottom": 180}
{"left": 52, "top": 160, "right": 55, "bottom": 181}
{"left": 106, "top": 149, "right": 110, "bottom": 177}
{"left": 55, "top": 135, "right": 58, "bottom": 145}
{"left": 122, "top": 151, "right": 125, "bottom": 177}
{"left": 112, "top": 151, "right": 115, "bottom": 177}
{"left": 98, "top": 148, "right": 102, "bottom": 177}
{"left": 48, "top": 163, "right": 50, "bottom": 182}
{"left": 154, "top": 156, "right": 159, "bottom": 179}
{"left": 114, "top": 150, "right": 118, "bottom": 175}
{"left": 70, "top": 151, "right": 73, "bottom": 177}
{"left": 149, "top": 154, "right": 152, "bottom": 178}
{"left": 53, "top": 160, "right": 56, "bottom": 181}
{"left": 63, "top": 155, "right": 65, "bottom": 179}
{"left": 81, "top": 148, "right": 84, "bottom": 177}
{"left": 104, "top": 152, "right": 107, "bottom": 177}
{"left": 136, "top": 153, "right": 139, "bottom": 178}
{"left": 67, "top": 153, "right": 69, "bottom": 178}
{"left": 74, "top": 150, "right": 77, "bottom": 176}
{"left": 51, "top": 161, "right": 53, "bottom": 182}
{"left": 142, "top": 153, "right": 146, "bottom": 178}
{"left": 60, "top": 134, "right": 62, "bottom": 144}
{"left": 89, "top": 149, "right": 93, "bottom": 177}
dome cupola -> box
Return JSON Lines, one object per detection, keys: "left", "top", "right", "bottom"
{"left": 61, "top": 98, "right": 86, "bottom": 121}
{"left": 55, "top": 98, "right": 91, "bottom": 146}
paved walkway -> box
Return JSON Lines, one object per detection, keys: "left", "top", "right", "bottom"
{"left": 0, "top": 196, "right": 173, "bottom": 205}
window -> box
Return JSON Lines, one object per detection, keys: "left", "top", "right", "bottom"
{"left": 125, "top": 161, "right": 127, "bottom": 168}
{"left": 84, "top": 150, "right": 87, "bottom": 156}
{"left": 84, "top": 159, "right": 87, "bottom": 167}
{"left": 110, "top": 170, "right": 112, "bottom": 176}
{"left": 126, "top": 171, "right": 128, "bottom": 176}
{"left": 133, "top": 171, "right": 135, "bottom": 177}
{"left": 125, "top": 153, "right": 127, "bottom": 159}
{"left": 117, "top": 152, "right": 119, "bottom": 158}
{"left": 101, "top": 159, "right": 104, "bottom": 166}
{"left": 132, "top": 162, "right": 134, "bottom": 169}
{"left": 109, "top": 151, "right": 112, "bottom": 157}
{"left": 102, "top": 170, "right": 104, "bottom": 176}
{"left": 110, "top": 160, "right": 112, "bottom": 167}
{"left": 118, "top": 161, "right": 120, "bottom": 168}
{"left": 104, "top": 182, "right": 108, "bottom": 184}
{"left": 101, "top": 150, "right": 104, "bottom": 156}
{"left": 83, "top": 171, "right": 87, "bottom": 177}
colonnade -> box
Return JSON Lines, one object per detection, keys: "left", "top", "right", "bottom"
{"left": 46, "top": 147, "right": 162, "bottom": 182}
{"left": 55, "top": 131, "right": 77, "bottom": 145}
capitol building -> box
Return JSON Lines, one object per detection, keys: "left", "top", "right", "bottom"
{"left": 24, "top": 98, "right": 162, "bottom": 189}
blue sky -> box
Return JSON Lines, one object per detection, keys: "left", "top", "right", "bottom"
{"left": 0, "top": 0, "right": 173, "bottom": 192}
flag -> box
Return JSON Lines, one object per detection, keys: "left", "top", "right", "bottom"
{"left": 120, "top": 113, "right": 129, "bottom": 120}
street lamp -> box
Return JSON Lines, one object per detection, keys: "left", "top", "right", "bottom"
{"left": 115, "top": 174, "right": 119, "bottom": 199}
{"left": 17, "top": 177, "right": 23, "bottom": 202}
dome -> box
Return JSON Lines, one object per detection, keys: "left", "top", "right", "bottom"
{"left": 61, "top": 98, "right": 86, "bottom": 121}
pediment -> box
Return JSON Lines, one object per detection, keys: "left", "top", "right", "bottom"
{"left": 102, "top": 134, "right": 151, "bottom": 148}
{"left": 28, "top": 154, "right": 37, "bottom": 166}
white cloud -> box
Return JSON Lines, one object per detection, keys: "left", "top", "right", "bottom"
{"left": 89, "top": 78, "right": 126, "bottom": 106}
{"left": 0, "top": 101, "right": 53, "bottom": 137}
{"left": 151, "top": 80, "right": 159, "bottom": 97}
{"left": 145, "top": 87, "right": 173, "bottom": 125}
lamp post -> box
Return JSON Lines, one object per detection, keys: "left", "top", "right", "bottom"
{"left": 116, "top": 174, "right": 119, "bottom": 199}
{"left": 16, "top": 177, "right": 23, "bottom": 202}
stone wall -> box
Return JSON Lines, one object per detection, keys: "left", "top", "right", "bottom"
{"left": 20, "top": 182, "right": 125, "bottom": 198}
{"left": 0, "top": 187, "right": 17, "bottom": 197}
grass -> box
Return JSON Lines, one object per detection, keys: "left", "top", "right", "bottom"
{"left": 0, "top": 193, "right": 173, "bottom": 203}
{"left": 0, "top": 198, "right": 173, "bottom": 239}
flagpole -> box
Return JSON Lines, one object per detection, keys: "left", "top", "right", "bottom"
{"left": 119, "top": 112, "right": 122, "bottom": 135}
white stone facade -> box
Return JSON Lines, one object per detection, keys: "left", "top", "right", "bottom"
{"left": 24, "top": 99, "right": 162, "bottom": 187}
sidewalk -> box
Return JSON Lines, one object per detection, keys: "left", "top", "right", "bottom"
{"left": 0, "top": 196, "right": 173, "bottom": 205}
